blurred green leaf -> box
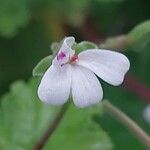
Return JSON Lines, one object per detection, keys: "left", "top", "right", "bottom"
{"left": 0, "top": 78, "right": 58, "bottom": 150}
{"left": 0, "top": 78, "right": 113, "bottom": 150}
{"left": 126, "top": 21, "right": 150, "bottom": 83}
{"left": 96, "top": 0, "right": 123, "bottom": 2}
{"left": 75, "top": 41, "right": 98, "bottom": 54}
{"left": 51, "top": 42, "right": 61, "bottom": 53}
{"left": 33, "top": 55, "right": 53, "bottom": 77}
{"left": 128, "top": 20, "right": 150, "bottom": 51}
{"left": 65, "top": 0, "right": 89, "bottom": 26}
{"left": 0, "top": 0, "right": 30, "bottom": 37}
{"left": 0, "top": 22, "right": 51, "bottom": 94}
{"left": 45, "top": 104, "right": 113, "bottom": 150}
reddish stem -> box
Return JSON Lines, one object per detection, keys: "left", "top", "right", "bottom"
{"left": 81, "top": 17, "right": 102, "bottom": 43}
{"left": 123, "top": 75, "right": 150, "bottom": 102}
{"left": 33, "top": 104, "right": 68, "bottom": 150}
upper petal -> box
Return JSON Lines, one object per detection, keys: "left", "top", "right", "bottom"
{"left": 38, "top": 64, "right": 72, "bottom": 105}
{"left": 71, "top": 65, "right": 103, "bottom": 108}
{"left": 53, "top": 36, "right": 75, "bottom": 67}
{"left": 78, "top": 49, "right": 130, "bottom": 86}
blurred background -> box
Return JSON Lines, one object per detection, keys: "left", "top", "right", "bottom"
{"left": 0, "top": 0, "right": 150, "bottom": 150}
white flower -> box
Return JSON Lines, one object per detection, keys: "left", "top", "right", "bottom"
{"left": 143, "top": 104, "right": 150, "bottom": 124}
{"left": 38, "top": 36, "right": 130, "bottom": 107}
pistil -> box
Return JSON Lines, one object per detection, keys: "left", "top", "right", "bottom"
{"left": 69, "top": 54, "right": 78, "bottom": 64}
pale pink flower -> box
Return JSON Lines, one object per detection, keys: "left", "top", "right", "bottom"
{"left": 38, "top": 37, "right": 130, "bottom": 107}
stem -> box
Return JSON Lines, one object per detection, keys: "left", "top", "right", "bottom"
{"left": 33, "top": 103, "right": 69, "bottom": 150}
{"left": 103, "top": 100, "right": 150, "bottom": 149}
{"left": 124, "top": 75, "right": 150, "bottom": 102}
{"left": 99, "top": 35, "right": 129, "bottom": 50}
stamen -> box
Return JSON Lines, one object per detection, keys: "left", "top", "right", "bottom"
{"left": 70, "top": 55, "right": 78, "bottom": 64}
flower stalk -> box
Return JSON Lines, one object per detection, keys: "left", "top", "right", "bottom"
{"left": 34, "top": 103, "right": 69, "bottom": 150}
{"left": 103, "top": 100, "right": 150, "bottom": 149}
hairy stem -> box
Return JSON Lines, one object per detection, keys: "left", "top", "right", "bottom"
{"left": 33, "top": 103, "right": 69, "bottom": 150}
{"left": 103, "top": 100, "right": 150, "bottom": 149}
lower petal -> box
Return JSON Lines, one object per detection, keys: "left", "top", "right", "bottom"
{"left": 71, "top": 65, "right": 103, "bottom": 108}
{"left": 38, "top": 64, "right": 72, "bottom": 105}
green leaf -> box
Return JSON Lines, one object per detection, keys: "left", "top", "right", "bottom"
{"left": 0, "top": 78, "right": 113, "bottom": 150}
{"left": 0, "top": 0, "right": 29, "bottom": 37}
{"left": 127, "top": 21, "right": 150, "bottom": 83}
{"left": 32, "top": 55, "right": 53, "bottom": 77}
{"left": 128, "top": 20, "right": 150, "bottom": 51}
{"left": 51, "top": 42, "right": 61, "bottom": 53}
{"left": 0, "top": 78, "right": 59, "bottom": 150}
{"left": 45, "top": 104, "right": 113, "bottom": 150}
{"left": 74, "top": 41, "right": 98, "bottom": 54}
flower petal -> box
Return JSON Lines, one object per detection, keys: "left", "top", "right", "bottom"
{"left": 71, "top": 65, "right": 103, "bottom": 108}
{"left": 38, "top": 64, "right": 72, "bottom": 105}
{"left": 59, "top": 36, "right": 75, "bottom": 55}
{"left": 78, "top": 49, "right": 130, "bottom": 86}
{"left": 53, "top": 36, "right": 75, "bottom": 67}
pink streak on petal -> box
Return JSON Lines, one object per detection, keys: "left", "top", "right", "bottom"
{"left": 57, "top": 51, "right": 66, "bottom": 61}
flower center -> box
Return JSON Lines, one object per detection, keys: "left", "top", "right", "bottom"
{"left": 69, "top": 54, "right": 78, "bottom": 64}
{"left": 56, "top": 51, "right": 78, "bottom": 67}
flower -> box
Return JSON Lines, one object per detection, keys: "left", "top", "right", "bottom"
{"left": 38, "top": 36, "right": 130, "bottom": 107}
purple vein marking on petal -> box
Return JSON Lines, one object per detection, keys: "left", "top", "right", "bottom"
{"left": 57, "top": 51, "right": 66, "bottom": 61}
